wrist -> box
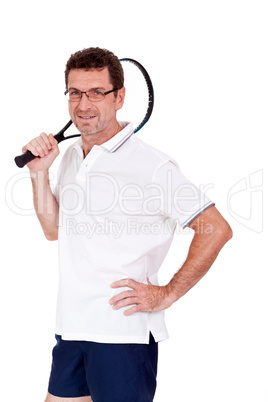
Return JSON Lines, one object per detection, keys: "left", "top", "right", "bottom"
{"left": 30, "top": 169, "right": 50, "bottom": 182}
{"left": 165, "top": 281, "right": 181, "bottom": 304}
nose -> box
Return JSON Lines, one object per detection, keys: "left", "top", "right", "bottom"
{"left": 78, "top": 92, "right": 94, "bottom": 109}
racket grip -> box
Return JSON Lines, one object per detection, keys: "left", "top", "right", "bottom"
{"left": 14, "top": 134, "right": 65, "bottom": 168}
{"left": 14, "top": 120, "right": 73, "bottom": 168}
{"left": 14, "top": 135, "right": 63, "bottom": 168}
{"left": 14, "top": 150, "right": 38, "bottom": 168}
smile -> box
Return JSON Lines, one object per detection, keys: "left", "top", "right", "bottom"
{"left": 78, "top": 116, "right": 96, "bottom": 120}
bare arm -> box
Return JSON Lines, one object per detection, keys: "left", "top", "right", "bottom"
{"left": 22, "top": 133, "right": 60, "bottom": 241}
{"left": 109, "top": 206, "right": 232, "bottom": 315}
{"left": 166, "top": 206, "right": 232, "bottom": 301}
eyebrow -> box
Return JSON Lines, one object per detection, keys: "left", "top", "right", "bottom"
{"left": 68, "top": 86, "right": 106, "bottom": 91}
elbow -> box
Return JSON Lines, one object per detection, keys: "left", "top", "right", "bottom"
{"left": 216, "top": 220, "right": 233, "bottom": 245}
{"left": 223, "top": 220, "right": 233, "bottom": 242}
{"left": 44, "top": 231, "right": 58, "bottom": 241}
{"left": 226, "top": 224, "right": 233, "bottom": 242}
{"left": 41, "top": 222, "right": 58, "bottom": 241}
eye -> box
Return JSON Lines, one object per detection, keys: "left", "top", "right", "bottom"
{"left": 67, "top": 89, "right": 82, "bottom": 101}
{"left": 70, "top": 90, "right": 80, "bottom": 96}
{"left": 93, "top": 90, "right": 103, "bottom": 96}
{"left": 87, "top": 89, "right": 105, "bottom": 101}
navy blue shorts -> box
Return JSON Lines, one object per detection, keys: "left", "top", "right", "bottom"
{"left": 48, "top": 333, "right": 158, "bottom": 401}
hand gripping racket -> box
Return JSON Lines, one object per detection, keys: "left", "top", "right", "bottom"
{"left": 14, "top": 58, "right": 154, "bottom": 168}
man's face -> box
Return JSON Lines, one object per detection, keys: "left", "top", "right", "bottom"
{"left": 67, "top": 67, "right": 124, "bottom": 136}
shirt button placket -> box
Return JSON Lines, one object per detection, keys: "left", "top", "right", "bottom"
{"left": 76, "top": 147, "right": 102, "bottom": 182}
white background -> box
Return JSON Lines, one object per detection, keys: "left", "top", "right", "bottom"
{"left": 1, "top": 1, "right": 267, "bottom": 401}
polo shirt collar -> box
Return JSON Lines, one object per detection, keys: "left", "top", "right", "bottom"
{"left": 72, "top": 121, "right": 133, "bottom": 156}
{"left": 101, "top": 121, "right": 134, "bottom": 152}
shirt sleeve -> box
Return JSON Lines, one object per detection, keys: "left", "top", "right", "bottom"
{"left": 153, "top": 159, "right": 215, "bottom": 228}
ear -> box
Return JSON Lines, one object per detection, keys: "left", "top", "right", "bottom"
{"left": 115, "top": 87, "right": 126, "bottom": 112}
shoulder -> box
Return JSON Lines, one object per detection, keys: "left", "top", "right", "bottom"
{"left": 58, "top": 138, "right": 83, "bottom": 169}
{"left": 129, "top": 135, "right": 179, "bottom": 168}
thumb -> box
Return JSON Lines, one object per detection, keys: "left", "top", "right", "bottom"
{"left": 147, "top": 277, "right": 153, "bottom": 285}
{"left": 48, "top": 133, "right": 58, "bottom": 148}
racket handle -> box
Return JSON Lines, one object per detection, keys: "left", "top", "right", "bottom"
{"left": 14, "top": 150, "right": 38, "bottom": 168}
{"left": 14, "top": 120, "right": 73, "bottom": 168}
{"left": 14, "top": 138, "right": 63, "bottom": 168}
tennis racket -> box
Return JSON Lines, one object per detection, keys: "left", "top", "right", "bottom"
{"left": 14, "top": 58, "right": 154, "bottom": 168}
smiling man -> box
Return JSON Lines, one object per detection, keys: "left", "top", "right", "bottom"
{"left": 66, "top": 68, "right": 124, "bottom": 150}
{"left": 22, "top": 47, "right": 232, "bottom": 402}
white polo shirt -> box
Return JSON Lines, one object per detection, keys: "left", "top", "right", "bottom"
{"left": 54, "top": 122, "right": 214, "bottom": 344}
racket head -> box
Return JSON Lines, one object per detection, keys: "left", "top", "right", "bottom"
{"left": 14, "top": 58, "right": 154, "bottom": 168}
{"left": 118, "top": 58, "right": 154, "bottom": 133}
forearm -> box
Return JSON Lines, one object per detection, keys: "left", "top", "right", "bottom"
{"left": 110, "top": 206, "right": 232, "bottom": 315}
{"left": 21, "top": 131, "right": 60, "bottom": 240}
{"left": 167, "top": 216, "right": 232, "bottom": 302}
{"left": 31, "top": 170, "right": 59, "bottom": 241}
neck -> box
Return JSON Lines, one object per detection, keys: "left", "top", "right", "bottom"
{"left": 81, "top": 121, "right": 122, "bottom": 157}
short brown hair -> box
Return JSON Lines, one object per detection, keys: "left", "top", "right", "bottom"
{"left": 65, "top": 47, "right": 124, "bottom": 92}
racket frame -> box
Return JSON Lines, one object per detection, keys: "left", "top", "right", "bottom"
{"left": 119, "top": 58, "right": 154, "bottom": 133}
{"left": 14, "top": 58, "right": 154, "bottom": 168}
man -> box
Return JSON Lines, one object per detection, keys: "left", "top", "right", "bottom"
{"left": 23, "top": 47, "right": 232, "bottom": 402}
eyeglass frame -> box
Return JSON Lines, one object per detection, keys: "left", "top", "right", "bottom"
{"left": 64, "top": 88, "right": 119, "bottom": 102}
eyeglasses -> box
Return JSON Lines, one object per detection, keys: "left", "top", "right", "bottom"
{"left": 64, "top": 88, "right": 118, "bottom": 102}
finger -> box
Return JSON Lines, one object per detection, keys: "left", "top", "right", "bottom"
{"left": 110, "top": 278, "right": 138, "bottom": 290}
{"left": 48, "top": 133, "right": 58, "bottom": 148}
{"left": 23, "top": 134, "right": 49, "bottom": 157}
{"left": 109, "top": 290, "right": 135, "bottom": 305}
{"left": 124, "top": 304, "right": 142, "bottom": 316}
{"left": 48, "top": 133, "right": 60, "bottom": 157}
{"left": 40, "top": 132, "right": 52, "bottom": 150}
{"left": 147, "top": 277, "right": 153, "bottom": 285}
{"left": 112, "top": 297, "right": 139, "bottom": 310}
{"left": 34, "top": 135, "right": 51, "bottom": 156}
{"left": 22, "top": 141, "right": 39, "bottom": 156}
{"left": 22, "top": 133, "right": 59, "bottom": 159}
